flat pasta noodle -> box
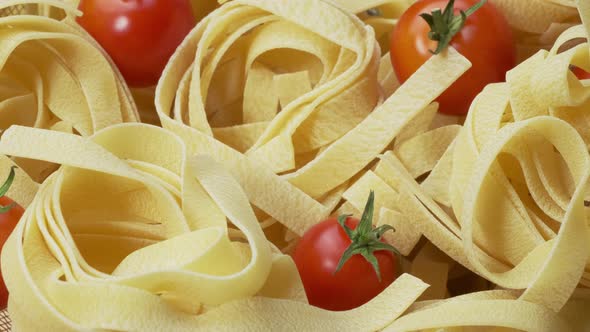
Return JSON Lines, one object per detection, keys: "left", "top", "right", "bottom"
{"left": 4, "top": 0, "right": 590, "bottom": 331}
{"left": 486, "top": 0, "right": 582, "bottom": 63}
{"left": 384, "top": 299, "right": 570, "bottom": 331}
{"left": 155, "top": 0, "right": 470, "bottom": 240}
{"left": 0, "top": 0, "right": 138, "bottom": 207}
{"left": 332, "top": 0, "right": 411, "bottom": 53}
{"left": 491, "top": 0, "right": 579, "bottom": 34}
{"left": 0, "top": 124, "right": 429, "bottom": 331}
{"left": 322, "top": 1, "right": 590, "bottom": 330}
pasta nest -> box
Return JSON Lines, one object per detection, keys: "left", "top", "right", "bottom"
{"left": 0, "top": 0, "right": 137, "bottom": 205}
{"left": 2, "top": 0, "right": 590, "bottom": 331}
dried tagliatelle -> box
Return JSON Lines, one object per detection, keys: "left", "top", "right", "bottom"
{"left": 0, "top": 124, "right": 429, "bottom": 331}
{"left": 2, "top": 0, "right": 590, "bottom": 330}
{"left": 135, "top": 0, "right": 411, "bottom": 124}
{"left": 490, "top": 0, "right": 582, "bottom": 61}
{"left": 0, "top": 0, "right": 138, "bottom": 207}
{"left": 330, "top": 1, "right": 590, "bottom": 330}
{"left": 332, "top": 0, "right": 411, "bottom": 52}
{"left": 156, "top": 0, "right": 470, "bottom": 251}
{"left": 333, "top": 0, "right": 411, "bottom": 99}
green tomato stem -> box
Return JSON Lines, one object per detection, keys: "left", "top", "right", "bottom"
{"left": 333, "top": 191, "right": 401, "bottom": 282}
{"left": 419, "top": 0, "right": 487, "bottom": 54}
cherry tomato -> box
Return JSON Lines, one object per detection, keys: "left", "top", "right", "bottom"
{"left": 572, "top": 66, "right": 590, "bottom": 80}
{"left": 77, "top": 0, "right": 196, "bottom": 87}
{"left": 292, "top": 193, "right": 400, "bottom": 311}
{"left": 390, "top": 0, "right": 516, "bottom": 115}
{"left": 0, "top": 168, "right": 24, "bottom": 309}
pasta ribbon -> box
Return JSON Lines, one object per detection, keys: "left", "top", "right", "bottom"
{"left": 5, "top": 0, "right": 590, "bottom": 330}
{"left": 0, "top": 124, "right": 428, "bottom": 331}
{"left": 155, "top": 0, "right": 470, "bottom": 242}
{"left": 0, "top": 0, "right": 137, "bottom": 207}
{"left": 330, "top": 1, "right": 590, "bottom": 330}
{"left": 490, "top": 0, "right": 582, "bottom": 62}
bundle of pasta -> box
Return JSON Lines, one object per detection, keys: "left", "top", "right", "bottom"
{"left": 331, "top": 0, "right": 410, "bottom": 51}
{"left": 0, "top": 123, "right": 430, "bottom": 331}
{"left": 334, "top": 0, "right": 411, "bottom": 98}
{"left": 155, "top": 0, "right": 470, "bottom": 247}
{"left": 0, "top": 0, "right": 138, "bottom": 206}
{"left": 135, "top": 0, "right": 410, "bottom": 124}
{"left": 490, "top": 0, "right": 582, "bottom": 61}
{"left": 334, "top": 1, "right": 590, "bottom": 330}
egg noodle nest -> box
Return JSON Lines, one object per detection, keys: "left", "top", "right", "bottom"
{"left": 0, "top": 0, "right": 588, "bottom": 331}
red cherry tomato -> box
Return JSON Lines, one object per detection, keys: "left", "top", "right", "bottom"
{"left": 390, "top": 0, "right": 516, "bottom": 115}
{"left": 293, "top": 215, "right": 399, "bottom": 311}
{"left": 77, "top": 0, "right": 196, "bottom": 87}
{"left": 0, "top": 168, "right": 24, "bottom": 309}
{"left": 0, "top": 196, "right": 23, "bottom": 309}
{"left": 572, "top": 66, "right": 590, "bottom": 80}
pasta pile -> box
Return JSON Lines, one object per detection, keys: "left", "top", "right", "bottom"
{"left": 0, "top": 0, "right": 137, "bottom": 207}
{"left": 0, "top": 123, "right": 428, "bottom": 331}
{"left": 337, "top": 1, "right": 590, "bottom": 330}
{"left": 156, "top": 0, "right": 590, "bottom": 329}
{"left": 491, "top": 0, "right": 581, "bottom": 62}
{"left": 155, "top": 0, "right": 467, "bottom": 250}
{"left": 133, "top": 0, "right": 411, "bottom": 125}
{"left": 1, "top": 0, "right": 590, "bottom": 330}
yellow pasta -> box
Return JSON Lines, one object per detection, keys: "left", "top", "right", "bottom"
{"left": 0, "top": 0, "right": 138, "bottom": 208}
{"left": 489, "top": 0, "right": 582, "bottom": 62}
{"left": 0, "top": 123, "right": 428, "bottom": 331}
{"left": 3, "top": 0, "right": 590, "bottom": 330}
{"left": 154, "top": 0, "right": 469, "bottom": 245}
{"left": 329, "top": 0, "right": 590, "bottom": 330}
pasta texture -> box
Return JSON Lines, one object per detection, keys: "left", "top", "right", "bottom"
{"left": 0, "top": 0, "right": 138, "bottom": 208}
{"left": 1, "top": 0, "right": 590, "bottom": 331}
{"left": 0, "top": 123, "right": 427, "bottom": 331}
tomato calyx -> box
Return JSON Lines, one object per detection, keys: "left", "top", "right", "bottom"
{"left": 419, "top": 0, "right": 486, "bottom": 54}
{"left": 334, "top": 191, "right": 400, "bottom": 282}
{"left": 0, "top": 167, "right": 17, "bottom": 213}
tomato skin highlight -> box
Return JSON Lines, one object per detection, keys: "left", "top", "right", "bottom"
{"left": 390, "top": 0, "right": 516, "bottom": 115}
{"left": 292, "top": 217, "right": 398, "bottom": 311}
{"left": 77, "top": 0, "right": 196, "bottom": 87}
{"left": 0, "top": 196, "right": 24, "bottom": 309}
